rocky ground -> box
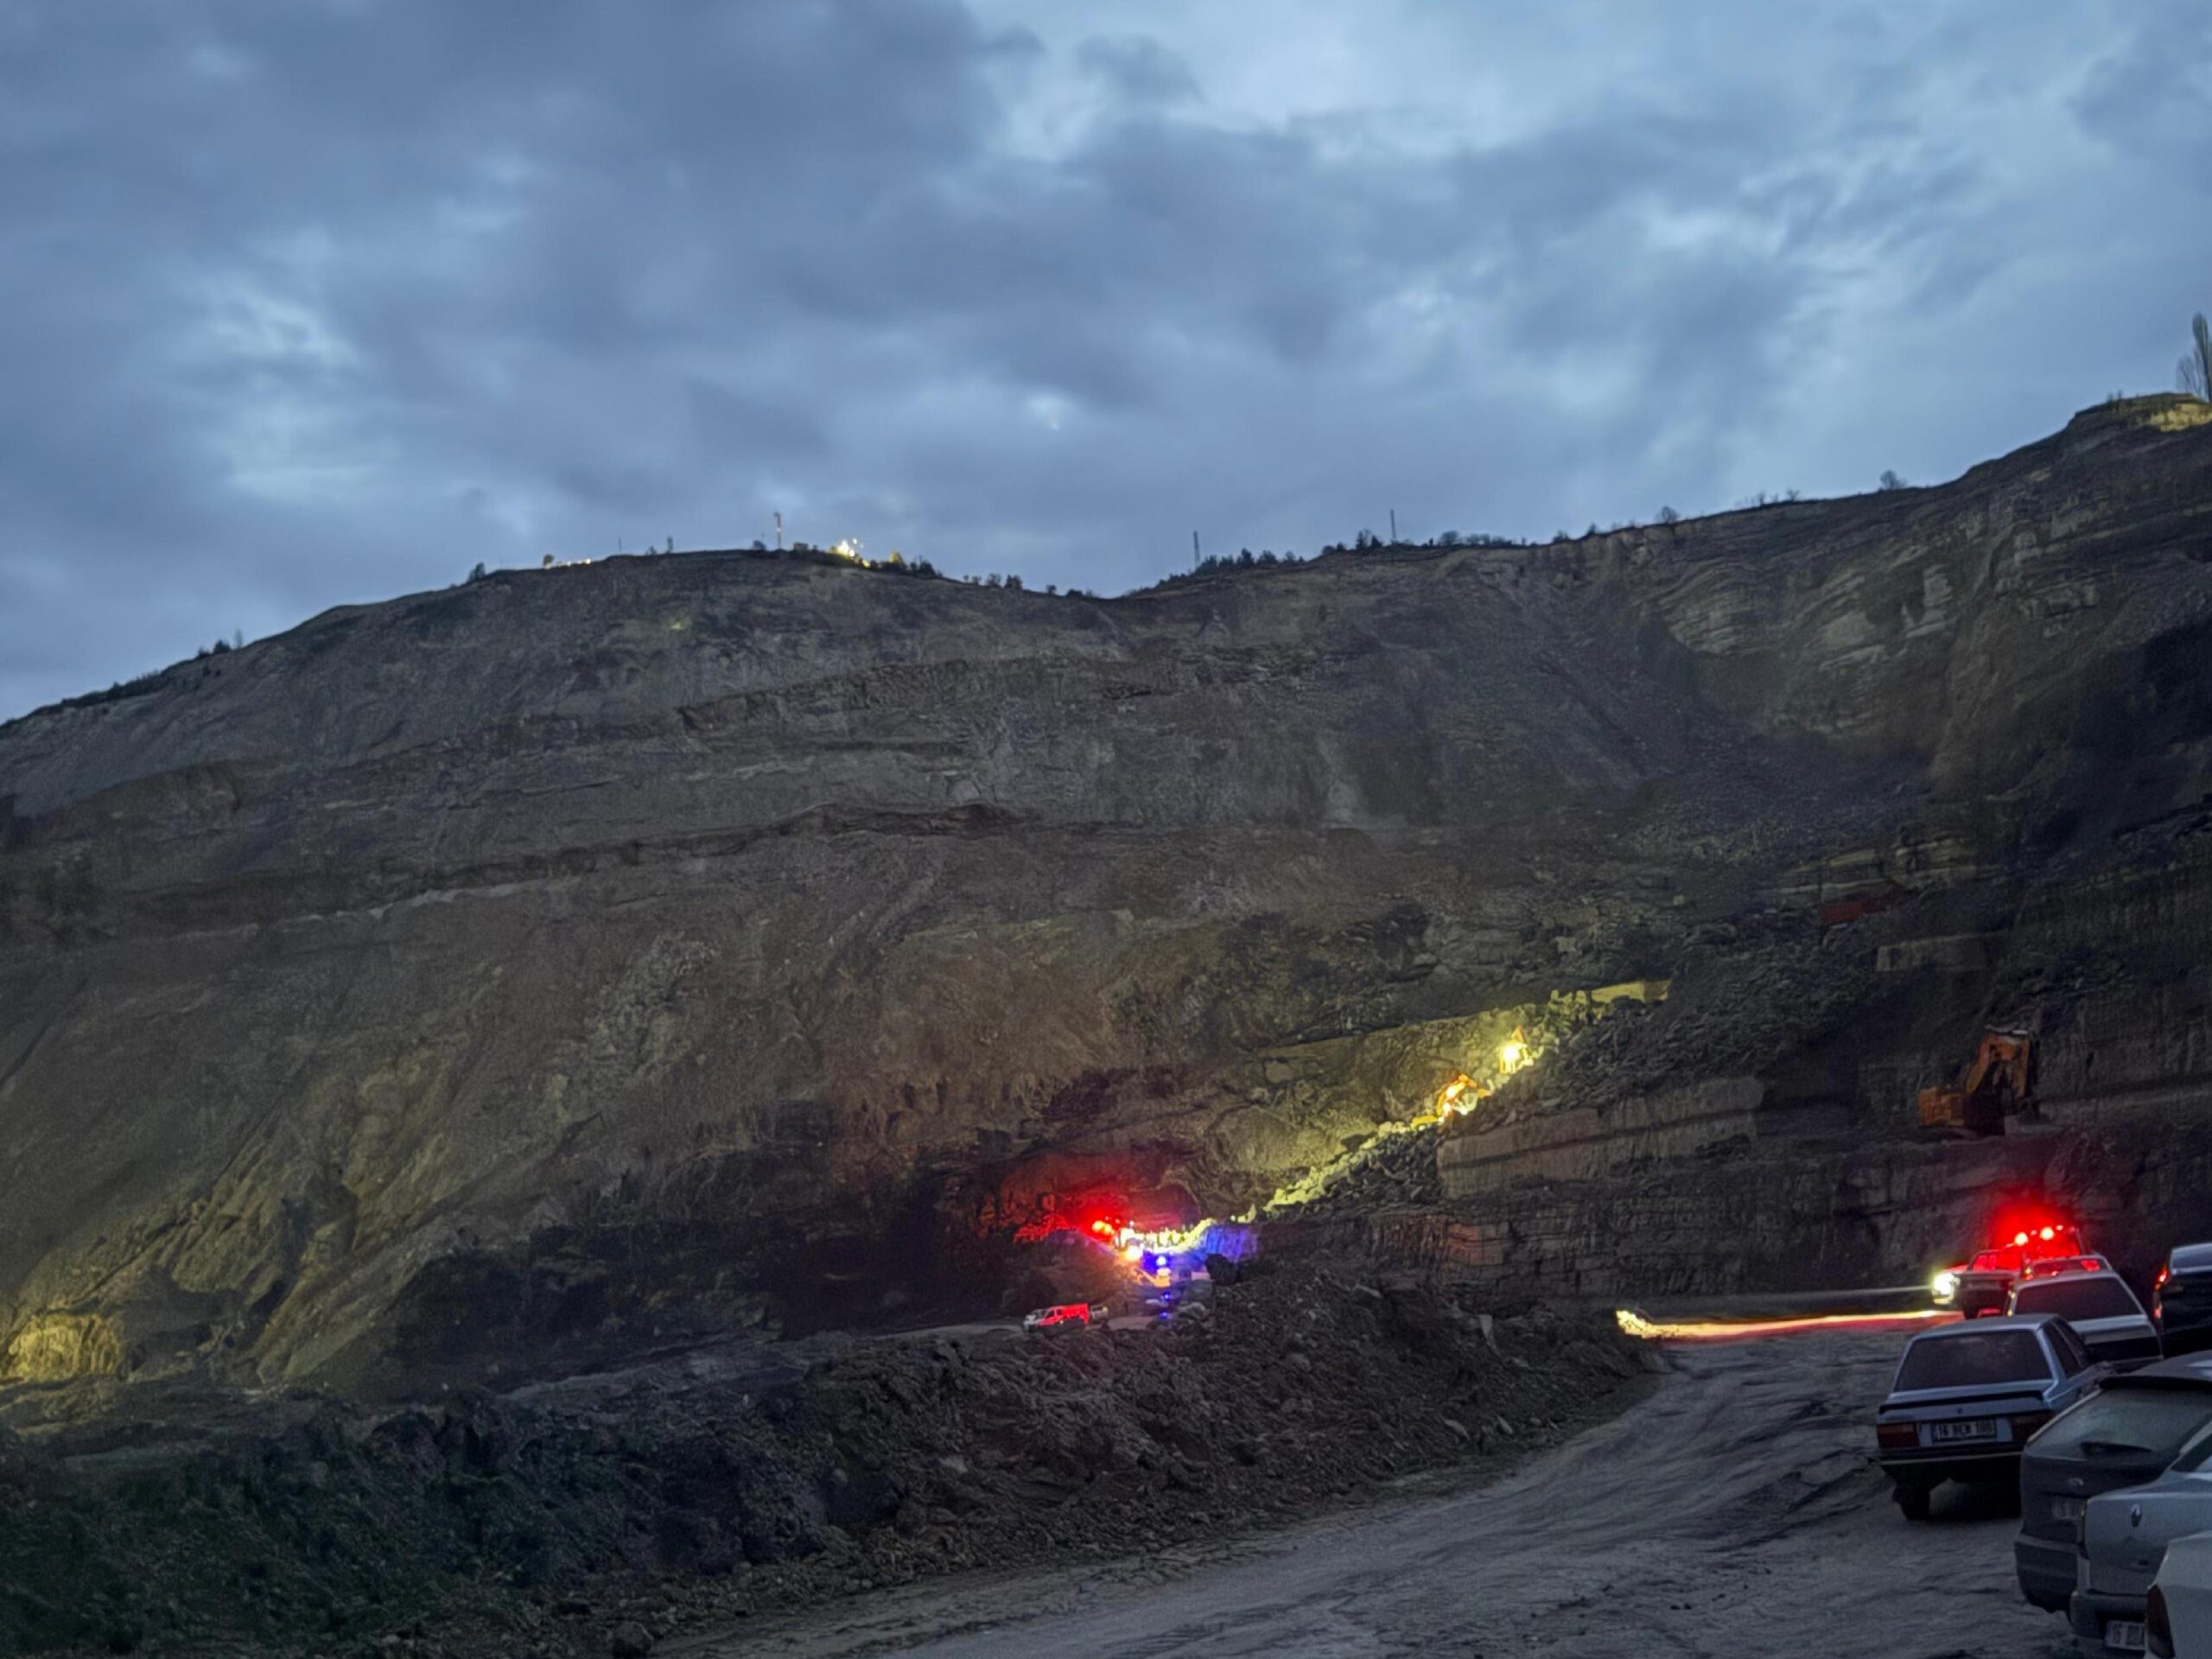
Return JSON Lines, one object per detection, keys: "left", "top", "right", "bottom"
{"left": 0, "top": 1259, "right": 1651, "bottom": 1657}
{"left": 699, "top": 1325, "right": 2067, "bottom": 1659}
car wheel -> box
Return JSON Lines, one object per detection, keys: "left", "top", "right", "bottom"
{"left": 1893, "top": 1480, "right": 1934, "bottom": 1521}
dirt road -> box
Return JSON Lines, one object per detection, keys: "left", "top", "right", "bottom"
{"left": 672, "top": 1328, "right": 2077, "bottom": 1658}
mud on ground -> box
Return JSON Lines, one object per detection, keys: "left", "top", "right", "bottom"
{"left": 0, "top": 1261, "right": 1650, "bottom": 1657}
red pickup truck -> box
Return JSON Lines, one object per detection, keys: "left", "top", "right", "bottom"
{"left": 1933, "top": 1225, "right": 2088, "bottom": 1318}
{"left": 1021, "top": 1302, "right": 1111, "bottom": 1334}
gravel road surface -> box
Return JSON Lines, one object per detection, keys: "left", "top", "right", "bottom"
{"left": 673, "top": 1327, "right": 2079, "bottom": 1658}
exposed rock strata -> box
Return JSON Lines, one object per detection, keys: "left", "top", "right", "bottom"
{"left": 3, "top": 396, "right": 2211, "bottom": 1389}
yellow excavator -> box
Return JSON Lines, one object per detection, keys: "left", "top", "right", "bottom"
{"left": 1917, "top": 1027, "right": 2034, "bottom": 1135}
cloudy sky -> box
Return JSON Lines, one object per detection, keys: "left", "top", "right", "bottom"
{"left": 3, "top": 1, "right": 2207, "bottom": 719}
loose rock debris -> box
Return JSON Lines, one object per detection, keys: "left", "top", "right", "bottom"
{"left": 0, "top": 1260, "right": 1648, "bottom": 1657}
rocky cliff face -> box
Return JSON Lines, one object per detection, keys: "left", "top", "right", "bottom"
{"left": 3, "top": 396, "right": 2210, "bottom": 1395}
{"left": 1432, "top": 395, "right": 2212, "bottom": 1286}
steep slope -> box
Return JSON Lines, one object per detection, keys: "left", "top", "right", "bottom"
{"left": 2, "top": 396, "right": 2209, "bottom": 1395}
{"left": 1428, "top": 398, "right": 2212, "bottom": 1289}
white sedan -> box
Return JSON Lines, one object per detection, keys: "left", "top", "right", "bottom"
{"left": 2009, "top": 1270, "right": 2164, "bottom": 1367}
{"left": 2079, "top": 1429, "right": 2212, "bottom": 1653}
{"left": 2150, "top": 1529, "right": 2212, "bottom": 1656}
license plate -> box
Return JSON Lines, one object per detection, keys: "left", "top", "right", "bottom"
{"left": 2051, "top": 1497, "right": 2086, "bottom": 1522}
{"left": 1929, "top": 1418, "right": 1999, "bottom": 1443}
{"left": 2105, "top": 1619, "right": 2145, "bottom": 1652}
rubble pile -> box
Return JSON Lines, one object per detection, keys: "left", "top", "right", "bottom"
{"left": 1286, "top": 923, "right": 1867, "bottom": 1221}
{"left": 1508, "top": 914, "right": 1882, "bottom": 1111}
{"left": 1279, "top": 1119, "right": 1445, "bottom": 1215}
{"left": 0, "top": 1261, "right": 1649, "bottom": 1657}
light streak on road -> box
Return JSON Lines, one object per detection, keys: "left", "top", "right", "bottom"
{"left": 1616, "top": 1307, "right": 1960, "bottom": 1343}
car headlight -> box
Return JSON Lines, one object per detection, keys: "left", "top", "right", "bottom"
{"left": 1932, "top": 1270, "right": 1958, "bottom": 1300}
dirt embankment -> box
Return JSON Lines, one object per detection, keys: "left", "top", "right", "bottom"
{"left": 710, "top": 1326, "right": 2053, "bottom": 1659}
{"left": 0, "top": 1262, "right": 1649, "bottom": 1658}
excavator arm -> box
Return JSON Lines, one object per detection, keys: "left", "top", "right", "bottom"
{"left": 1919, "top": 1029, "right": 2034, "bottom": 1134}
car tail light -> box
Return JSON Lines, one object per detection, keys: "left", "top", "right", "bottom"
{"left": 1877, "top": 1422, "right": 1918, "bottom": 1452}
{"left": 2147, "top": 1584, "right": 2174, "bottom": 1658}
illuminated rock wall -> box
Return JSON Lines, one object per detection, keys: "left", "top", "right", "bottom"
{"left": 3, "top": 396, "right": 2210, "bottom": 1391}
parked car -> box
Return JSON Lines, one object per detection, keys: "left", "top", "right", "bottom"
{"left": 2011, "top": 1271, "right": 2164, "bottom": 1367}
{"left": 2075, "top": 1424, "right": 2212, "bottom": 1653}
{"left": 2157, "top": 1244, "right": 2212, "bottom": 1357}
{"left": 1878, "top": 1314, "right": 2103, "bottom": 1519}
{"left": 2017, "top": 1354, "right": 2212, "bottom": 1614}
{"left": 2147, "top": 1528, "right": 2212, "bottom": 1657}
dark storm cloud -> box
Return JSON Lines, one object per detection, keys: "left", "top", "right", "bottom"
{"left": 1076, "top": 35, "right": 1200, "bottom": 106}
{"left": 1, "top": 0, "right": 2204, "bottom": 718}
{"left": 2074, "top": 0, "right": 2212, "bottom": 151}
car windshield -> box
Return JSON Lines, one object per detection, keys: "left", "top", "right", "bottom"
{"left": 2035, "top": 1389, "right": 2212, "bottom": 1462}
{"left": 1895, "top": 1328, "right": 2051, "bottom": 1390}
{"left": 2012, "top": 1279, "right": 2143, "bottom": 1321}
{"left": 1970, "top": 1251, "right": 2018, "bottom": 1272}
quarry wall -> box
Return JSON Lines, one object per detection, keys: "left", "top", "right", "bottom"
{"left": 3, "top": 396, "right": 2210, "bottom": 1392}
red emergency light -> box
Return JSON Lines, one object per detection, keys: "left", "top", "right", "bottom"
{"left": 1011, "top": 1196, "right": 1136, "bottom": 1246}
{"left": 1988, "top": 1201, "right": 2076, "bottom": 1253}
